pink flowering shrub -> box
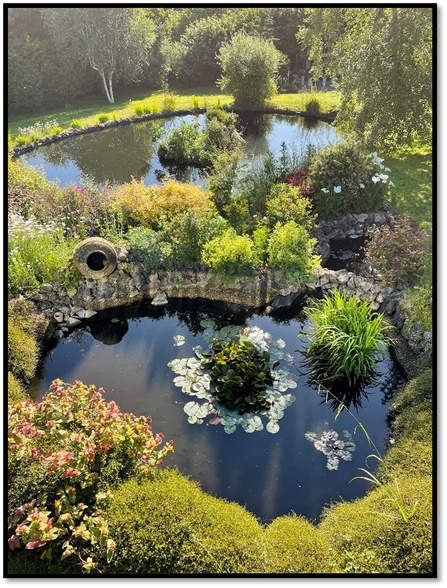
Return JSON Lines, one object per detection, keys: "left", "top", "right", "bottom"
{"left": 8, "top": 379, "right": 173, "bottom": 573}
{"left": 363, "top": 216, "right": 430, "bottom": 284}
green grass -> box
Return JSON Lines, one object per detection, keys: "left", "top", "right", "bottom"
{"left": 8, "top": 86, "right": 342, "bottom": 147}
{"left": 385, "top": 144, "right": 432, "bottom": 227}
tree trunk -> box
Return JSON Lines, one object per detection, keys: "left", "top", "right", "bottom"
{"left": 107, "top": 73, "right": 115, "bottom": 104}
{"left": 100, "top": 71, "right": 114, "bottom": 104}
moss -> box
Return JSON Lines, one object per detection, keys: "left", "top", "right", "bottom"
{"left": 8, "top": 372, "right": 29, "bottom": 403}
{"left": 105, "top": 469, "right": 265, "bottom": 574}
{"left": 264, "top": 514, "right": 328, "bottom": 573}
{"left": 318, "top": 474, "right": 433, "bottom": 574}
{"left": 8, "top": 320, "right": 38, "bottom": 383}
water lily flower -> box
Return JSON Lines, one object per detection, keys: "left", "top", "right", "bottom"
{"left": 333, "top": 186, "right": 342, "bottom": 193}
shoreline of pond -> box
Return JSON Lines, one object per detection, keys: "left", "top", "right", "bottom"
{"left": 10, "top": 106, "right": 338, "bottom": 159}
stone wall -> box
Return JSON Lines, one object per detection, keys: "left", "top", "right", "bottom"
{"left": 29, "top": 212, "right": 431, "bottom": 375}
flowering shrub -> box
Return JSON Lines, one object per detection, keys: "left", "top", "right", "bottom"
{"left": 363, "top": 216, "right": 430, "bottom": 284}
{"left": 8, "top": 214, "right": 74, "bottom": 297}
{"left": 8, "top": 379, "right": 173, "bottom": 572}
{"left": 307, "top": 142, "right": 391, "bottom": 217}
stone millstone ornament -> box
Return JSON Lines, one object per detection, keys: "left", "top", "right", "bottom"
{"left": 73, "top": 237, "right": 118, "bottom": 279}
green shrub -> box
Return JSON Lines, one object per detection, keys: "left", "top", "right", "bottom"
{"left": 160, "top": 210, "right": 228, "bottom": 265}
{"left": 8, "top": 372, "right": 29, "bottom": 403}
{"left": 97, "top": 113, "right": 109, "bottom": 124}
{"left": 157, "top": 119, "right": 202, "bottom": 164}
{"left": 267, "top": 221, "right": 320, "bottom": 282}
{"left": 127, "top": 226, "right": 171, "bottom": 270}
{"left": 8, "top": 216, "right": 74, "bottom": 297}
{"left": 49, "top": 125, "right": 63, "bottom": 135}
{"left": 264, "top": 514, "right": 328, "bottom": 573}
{"left": 134, "top": 104, "right": 144, "bottom": 116}
{"left": 318, "top": 474, "right": 433, "bottom": 573}
{"left": 203, "top": 228, "right": 258, "bottom": 281}
{"left": 70, "top": 119, "right": 83, "bottom": 129}
{"left": 104, "top": 470, "right": 265, "bottom": 574}
{"left": 206, "top": 150, "right": 243, "bottom": 211}
{"left": 162, "top": 91, "right": 176, "bottom": 111}
{"left": 308, "top": 142, "right": 389, "bottom": 217}
{"left": 8, "top": 320, "right": 38, "bottom": 385}
{"left": 265, "top": 183, "right": 314, "bottom": 229}
{"left": 252, "top": 225, "right": 271, "bottom": 266}
{"left": 110, "top": 179, "right": 214, "bottom": 230}
{"left": 192, "top": 95, "right": 200, "bottom": 108}
{"left": 304, "top": 93, "right": 322, "bottom": 116}
{"left": 8, "top": 379, "right": 173, "bottom": 573}
{"left": 302, "top": 290, "right": 391, "bottom": 386}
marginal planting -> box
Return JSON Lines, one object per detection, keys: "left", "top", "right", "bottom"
{"left": 303, "top": 290, "right": 391, "bottom": 387}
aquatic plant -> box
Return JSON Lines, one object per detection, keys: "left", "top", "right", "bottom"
{"left": 302, "top": 290, "right": 391, "bottom": 387}
{"left": 168, "top": 320, "right": 297, "bottom": 434}
{"left": 305, "top": 429, "right": 356, "bottom": 470}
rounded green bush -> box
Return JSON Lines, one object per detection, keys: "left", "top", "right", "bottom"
{"left": 203, "top": 227, "right": 258, "bottom": 281}
{"left": 8, "top": 372, "right": 29, "bottom": 403}
{"left": 264, "top": 514, "right": 328, "bottom": 573}
{"left": 104, "top": 469, "right": 265, "bottom": 574}
{"left": 8, "top": 321, "right": 38, "bottom": 384}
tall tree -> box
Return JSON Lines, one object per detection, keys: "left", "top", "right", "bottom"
{"left": 217, "top": 33, "right": 287, "bottom": 108}
{"left": 42, "top": 7, "right": 156, "bottom": 104}
{"left": 297, "top": 7, "right": 433, "bottom": 149}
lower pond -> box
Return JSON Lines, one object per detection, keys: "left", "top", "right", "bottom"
{"left": 29, "top": 297, "right": 405, "bottom": 524}
{"left": 19, "top": 113, "right": 339, "bottom": 188}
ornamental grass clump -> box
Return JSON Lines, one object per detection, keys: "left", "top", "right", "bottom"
{"left": 303, "top": 290, "right": 391, "bottom": 387}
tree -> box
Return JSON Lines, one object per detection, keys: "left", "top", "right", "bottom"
{"left": 297, "top": 7, "right": 433, "bottom": 149}
{"left": 42, "top": 7, "right": 156, "bottom": 104}
{"left": 217, "top": 33, "right": 288, "bottom": 108}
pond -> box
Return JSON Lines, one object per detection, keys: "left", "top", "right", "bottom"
{"left": 29, "top": 297, "right": 405, "bottom": 524}
{"left": 18, "top": 113, "right": 339, "bottom": 188}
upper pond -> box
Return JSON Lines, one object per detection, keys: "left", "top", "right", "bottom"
{"left": 30, "top": 297, "right": 405, "bottom": 524}
{"left": 19, "top": 113, "right": 340, "bottom": 188}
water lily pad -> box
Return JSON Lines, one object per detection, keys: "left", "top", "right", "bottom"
{"left": 173, "top": 335, "right": 186, "bottom": 346}
{"left": 184, "top": 401, "right": 200, "bottom": 416}
{"left": 187, "top": 416, "right": 197, "bottom": 424}
{"left": 224, "top": 424, "right": 237, "bottom": 434}
{"left": 266, "top": 421, "right": 280, "bottom": 434}
{"left": 269, "top": 406, "right": 284, "bottom": 420}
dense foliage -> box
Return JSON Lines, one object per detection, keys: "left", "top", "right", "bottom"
{"left": 297, "top": 7, "right": 433, "bottom": 149}
{"left": 303, "top": 290, "right": 391, "bottom": 387}
{"left": 217, "top": 33, "right": 288, "bottom": 108}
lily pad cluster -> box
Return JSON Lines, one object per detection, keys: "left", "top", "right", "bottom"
{"left": 201, "top": 339, "right": 274, "bottom": 414}
{"left": 168, "top": 320, "right": 297, "bottom": 434}
{"left": 304, "top": 429, "right": 356, "bottom": 470}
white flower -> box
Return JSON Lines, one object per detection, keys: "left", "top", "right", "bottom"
{"left": 321, "top": 187, "right": 329, "bottom": 193}
{"left": 372, "top": 176, "right": 380, "bottom": 184}
{"left": 333, "top": 186, "right": 342, "bottom": 193}
{"left": 384, "top": 167, "right": 391, "bottom": 172}
{"left": 359, "top": 183, "right": 365, "bottom": 189}
{"left": 389, "top": 180, "right": 394, "bottom": 187}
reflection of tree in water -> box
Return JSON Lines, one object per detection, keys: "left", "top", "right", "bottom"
{"left": 89, "top": 317, "right": 129, "bottom": 345}
{"left": 26, "top": 120, "right": 164, "bottom": 186}
{"left": 154, "top": 164, "right": 204, "bottom": 185}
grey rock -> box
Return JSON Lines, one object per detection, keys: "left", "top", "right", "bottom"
{"left": 40, "top": 283, "right": 53, "bottom": 293}
{"left": 151, "top": 292, "right": 168, "bottom": 306}
{"left": 67, "top": 317, "right": 82, "bottom": 328}
{"left": 54, "top": 312, "right": 64, "bottom": 323}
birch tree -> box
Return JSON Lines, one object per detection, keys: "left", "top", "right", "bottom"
{"left": 43, "top": 7, "right": 156, "bottom": 104}
{"left": 297, "top": 7, "right": 433, "bottom": 149}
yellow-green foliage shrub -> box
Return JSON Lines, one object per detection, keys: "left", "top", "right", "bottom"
{"left": 8, "top": 318, "right": 38, "bottom": 385}
{"left": 8, "top": 372, "right": 28, "bottom": 403}
{"left": 202, "top": 227, "right": 258, "bottom": 280}
{"left": 317, "top": 370, "right": 433, "bottom": 574}
{"left": 110, "top": 179, "right": 214, "bottom": 229}
{"left": 264, "top": 514, "right": 328, "bottom": 573}
{"left": 105, "top": 469, "right": 265, "bottom": 574}
{"left": 318, "top": 474, "right": 432, "bottom": 574}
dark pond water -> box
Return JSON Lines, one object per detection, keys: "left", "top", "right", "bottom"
{"left": 29, "top": 298, "right": 405, "bottom": 524}
{"left": 19, "top": 113, "right": 339, "bottom": 188}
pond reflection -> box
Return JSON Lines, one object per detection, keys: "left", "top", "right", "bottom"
{"left": 19, "top": 113, "right": 340, "bottom": 189}
{"left": 29, "top": 297, "right": 405, "bottom": 523}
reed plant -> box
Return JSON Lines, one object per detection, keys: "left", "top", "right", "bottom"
{"left": 303, "top": 290, "right": 391, "bottom": 386}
